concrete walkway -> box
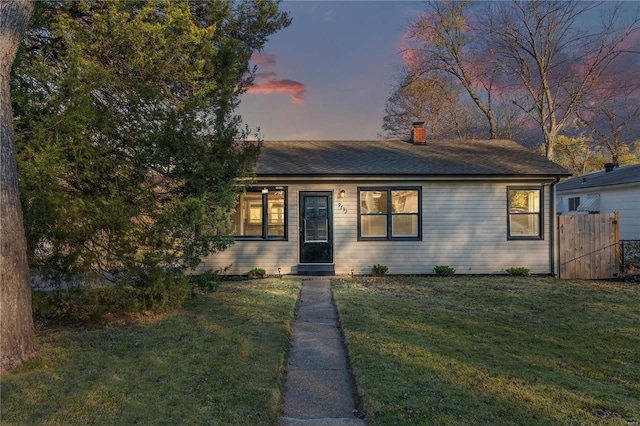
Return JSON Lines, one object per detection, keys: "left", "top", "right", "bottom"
{"left": 279, "top": 278, "right": 366, "bottom": 426}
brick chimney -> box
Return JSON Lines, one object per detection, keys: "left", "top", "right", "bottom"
{"left": 411, "top": 121, "right": 426, "bottom": 145}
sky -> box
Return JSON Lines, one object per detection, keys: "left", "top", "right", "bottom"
{"left": 238, "top": 1, "right": 640, "bottom": 144}
{"left": 238, "top": 1, "right": 424, "bottom": 141}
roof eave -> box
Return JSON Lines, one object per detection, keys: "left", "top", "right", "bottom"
{"left": 256, "top": 172, "right": 570, "bottom": 181}
{"left": 557, "top": 180, "right": 640, "bottom": 193}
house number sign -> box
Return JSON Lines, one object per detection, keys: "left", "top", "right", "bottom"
{"left": 337, "top": 202, "right": 348, "bottom": 214}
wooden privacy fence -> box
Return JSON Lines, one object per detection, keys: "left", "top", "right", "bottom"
{"left": 558, "top": 212, "right": 619, "bottom": 279}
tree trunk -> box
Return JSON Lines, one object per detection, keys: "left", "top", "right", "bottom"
{"left": 543, "top": 134, "right": 555, "bottom": 161}
{"left": 0, "top": 0, "right": 35, "bottom": 373}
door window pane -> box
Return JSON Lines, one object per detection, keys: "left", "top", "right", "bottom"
{"left": 304, "top": 197, "right": 328, "bottom": 242}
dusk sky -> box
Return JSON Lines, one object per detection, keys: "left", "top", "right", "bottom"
{"left": 239, "top": 1, "right": 640, "bottom": 143}
{"left": 239, "top": 1, "right": 423, "bottom": 141}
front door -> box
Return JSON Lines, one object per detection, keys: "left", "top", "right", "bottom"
{"left": 299, "top": 192, "right": 333, "bottom": 264}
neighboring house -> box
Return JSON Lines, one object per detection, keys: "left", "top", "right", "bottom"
{"left": 557, "top": 163, "right": 640, "bottom": 240}
{"left": 199, "top": 126, "right": 570, "bottom": 276}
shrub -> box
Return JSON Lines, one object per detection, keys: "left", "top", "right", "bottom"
{"left": 189, "top": 269, "right": 220, "bottom": 291}
{"left": 372, "top": 264, "right": 389, "bottom": 277}
{"left": 121, "top": 267, "right": 190, "bottom": 311}
{"left": 434, "top": 265, "right": 455, "bottom": 277}
{"left": 507, "top": 267, "right": 530, "bottom": 276}
{"left": 32, "top": 267, "right": 190, "bottom": 323}
{"left": 247, "top": 268, "right": 266, "bottom": 279}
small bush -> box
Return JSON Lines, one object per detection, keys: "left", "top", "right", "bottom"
{"left": 247, "top": 268, "right": 266, "bottom": 279}
{"left": 121, "top": 267, "right": 190, "bottom": 311}
{"left": 32, "top": 267, "right": 190, "bottom": 323}
{"left": 434, "top": 265, "right": 455, "bottom": 277}
{"left": 507, "top": 267, "right": 530, "bottom": 276}
{"left": 189, "top": 269, "right": 220, "bottom": 291}
{"left": 372, "top": 264, "right": 389, "bottom": 277}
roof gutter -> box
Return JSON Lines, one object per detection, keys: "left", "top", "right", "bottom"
{"left": 557, "top": 181, "right": 640, "bottom": 193}
{"left": 256, "top": 174, "right": 569, "bottom": 182}
{"left": 550, "top": 177, "right": 559, "bottom": 277}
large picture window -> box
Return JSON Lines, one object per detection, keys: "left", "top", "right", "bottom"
{"left": 231, "top": 187, "right": 287, "bottom": 239}
{"left": 358, "top": 187, "right": 421, "bottom": 240}
{"left": 508, "top": 187, "right": 542, "bottom": 239}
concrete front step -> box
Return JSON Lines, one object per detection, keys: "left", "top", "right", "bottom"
{"left": 297, "top": 264, "right": 335, "bottom": 276}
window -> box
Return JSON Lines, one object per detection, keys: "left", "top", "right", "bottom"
{"left": 231, "top": 187, "right": 287, "bottom": 239}
{"left": 358, "top": 187, "right": 421, "bottom": 240}
{"left": 568, "top": 197, "right": 580, "bottom": 212}
{"left": 507, "top": 187, "right": 542, "bottom": 239}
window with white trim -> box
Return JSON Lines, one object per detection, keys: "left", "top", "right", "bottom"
{"left": 358, "top": 187, "right": 421, "bottom": 240}
{"left": 507, "top": 187, "right": 542, "bottom": 239}
{"left": 231, "top": 187, "right": 287, "bottom": 239}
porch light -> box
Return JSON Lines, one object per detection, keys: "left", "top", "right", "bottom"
{"left": 338, "top": 189, "right": 346, "bottom": 199}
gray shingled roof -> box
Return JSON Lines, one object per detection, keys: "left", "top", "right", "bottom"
{"left": 256, "top": 139, "right": 570, "bottom": 177}
{"left": 557, "top": 163, "right": 640, "bottom": 191}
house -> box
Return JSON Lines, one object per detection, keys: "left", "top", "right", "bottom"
{"left": 556, "top": 163, "right": 640, "bottom": 240}
{"left": 199, "top": 126, "right": 571, "bottom": 276}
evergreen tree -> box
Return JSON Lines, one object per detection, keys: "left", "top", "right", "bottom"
{"left": 12, "top": 1, "right": 290, "bottom": 282}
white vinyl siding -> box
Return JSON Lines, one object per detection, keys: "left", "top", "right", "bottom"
{"left": 418, "top": 182, "right": 552, "bottom": 274}
{"left": 198, "top": 180, "right": 556, "bottom": 276}
{"left": 558, "top": 184, "right": 640, "bottom": 240}
{"left": 604, "top": 187, "right": 640, "bottom": 240}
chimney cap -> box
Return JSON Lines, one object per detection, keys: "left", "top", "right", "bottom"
{"left": 412, "top": 121, "right": 425, "bottom": 127}
{"left": 604, "top": 162, "right": 618, "bottom": 172}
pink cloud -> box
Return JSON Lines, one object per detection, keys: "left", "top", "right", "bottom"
{"left": 248, "top": 53, "right": 306, "bottom": 104}
{"left": 248, "top": 72, "right": 306, "bottom": 104}
{"left": 251, "top": 52, "right": 277, "bottom": 67}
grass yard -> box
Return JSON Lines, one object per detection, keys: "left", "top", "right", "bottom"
{"left": 1, "top": 279, "right": 301, "bottom": 425}
{"left": 333, "top": 276, "right": 640, "bottom": 426}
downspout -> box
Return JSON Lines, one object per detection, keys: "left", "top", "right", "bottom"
{"left": 550, "top": 178, "right": 558, "bottom": 276}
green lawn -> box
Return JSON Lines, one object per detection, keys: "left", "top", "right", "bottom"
{"left": 333, "top": 276, "right": 640, "bottom": 426}
{"left": 1, "top": 279, "right": 301, "bottom": 426}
